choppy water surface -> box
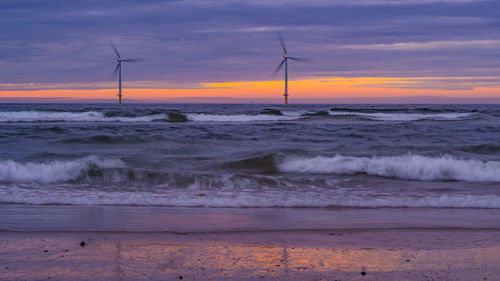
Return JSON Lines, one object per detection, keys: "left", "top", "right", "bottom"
{"left": 1, "top": 103, "right": 499, "bottom": 208}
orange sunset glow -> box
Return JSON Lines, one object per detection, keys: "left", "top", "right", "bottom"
{"left": 2, "top": 76, "right": 500, "bottom": 102}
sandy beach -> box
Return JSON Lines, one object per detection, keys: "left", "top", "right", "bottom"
{"left": 2, "top": 205, "right": 500, "bottom": 281}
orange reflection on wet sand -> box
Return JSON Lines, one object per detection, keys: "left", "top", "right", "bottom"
{"left": 2, "top": 231, "right": 500, "bottom": 280}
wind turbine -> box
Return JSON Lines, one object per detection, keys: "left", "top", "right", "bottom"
{"left": 273, "top": 34, "right": 306, "bottom": 104}
{"left": 111, "top": 43, "right": 140, "bottom": 104}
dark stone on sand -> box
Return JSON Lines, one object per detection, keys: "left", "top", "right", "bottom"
{"left": 304, "top": 111, "right": 329, "bottom": 116}
{"left": 80, "top": 241, "right": 86, "bottom": 247}
{"left": 168, "top": 112, "right": 188, "bottom": 122}
{"left": 178, "top": 276, "right": 183, "bottom": 280}
{"left": 361, "top": 271, "right": 367, "bottom": 276}
{"left": 44, "top": 250, "right": 48, "bottom": 252}
{"left": 406, "top": 259, "right": 410, "bottom": 262}
{"left": 260, "top": 109, "right": 282, "bottom": 116}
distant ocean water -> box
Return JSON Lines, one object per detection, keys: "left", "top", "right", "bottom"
{"left": 0, "top": 103, "right": 499, "bottom": 208}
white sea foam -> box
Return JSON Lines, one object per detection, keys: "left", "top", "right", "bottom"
{"left": 0, "top": 110, "right": 302, "bottom": 123}
{"left": 0, "top": 156, "right": 126, "bottom": 183}
{"left": 0, "top": 111, "right": 167, "bottom": 122}
{"left": 0, "top": 110, "right": 474, "bottom": 122}
{"left": 328, "top": 111, "right": 474, "bottom": 121}
{"left": 278, "top": 154, "right": 500, "bottom": 182}
{"left": 2, "top": 185, "right": 500, "bottom": 208}
{"left": 186, "top": 113, "right": 300, "bottom": 122}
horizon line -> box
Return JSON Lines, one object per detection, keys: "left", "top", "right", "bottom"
{"left": 1, "top": 96, "right": 500, "bottom": 104}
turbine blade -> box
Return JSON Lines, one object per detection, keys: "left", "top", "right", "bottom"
{"left": 110, "top": 42, "right": 121, "bottom": 58}
{"left": 271, "top": 59, "right": 286, "bottom": 77}
{"left": 112, "top": 63, "right": 120, "bottom": 80}
{"left": 277, "top": 33, "right": 287, "bottom": 55}
{"left": 288, "top": 57, "right": 308, "bottom": 62}
{"left": 120, "top": 58, "right": 143, "bottom": 62}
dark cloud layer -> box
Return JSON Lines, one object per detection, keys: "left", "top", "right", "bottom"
{"left": 1, "top": 0, "right": 499, "bottom": 86}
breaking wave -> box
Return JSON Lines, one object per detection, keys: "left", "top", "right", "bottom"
{"left": 0, "top": 110, "right": 302, "bottom": 123}
{"left": 185, "top": 113, "right": 300, "bottom": 122}
{"left": 59, "top": 134, "right": 166, "bottom": 144}
{"left": 0, "top": 156, "right": 127, "bottom": 183}
{"left": 0, "top": 111, "right": 172, "bottom": 122}
{"left": 278, "top": 154, "right": 500, "bottom": 182}
{"left": 328, "top": 110, "right": 475, "bottom": 121}
{"left": 459, "top": 144, "right": 500, "bottom": 155}
{"left": 0, "top": 109, "right": 481, "bottom": 123}
{"left": 2, "top": 185, "right": 500, "bottom": 208}
{"left": 329, "top": 107, "right": 477, "bottom": 113}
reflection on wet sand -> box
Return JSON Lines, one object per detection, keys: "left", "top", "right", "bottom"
{"left": 2, "top": 230, "right": 500, "bottom": 280}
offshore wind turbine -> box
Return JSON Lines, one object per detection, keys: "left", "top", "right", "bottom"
{"left": 272, "top": 34, "right": 306, "bottom": 104}
{"left": 111, "top": 43, "right": 140, "bottom": 104}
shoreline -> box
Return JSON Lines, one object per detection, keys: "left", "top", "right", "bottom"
{"left": 2, "top": 204, "right": 500, "bottom": 232}
{"left": 2, "top": 205, "right": 500, "bottom": 280}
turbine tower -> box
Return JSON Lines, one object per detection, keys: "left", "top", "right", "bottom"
{"left": 111, "top": 43, "right": 140, "bottom": 104}
{"left": 273, "top": 34, "right": 305, "bottom": 104}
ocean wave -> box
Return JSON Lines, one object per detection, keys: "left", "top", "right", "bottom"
{"left": 328, "top": 110, "right": 475, "bottom": 121}
{"left": 278, "top": 154, "right": 500, "bottom": 182}
{"left": 0, "top": 110, "right": 169, "bottom": 122}
{"left": 185, "top": 113, "right": 300, "bottom": 122}
{"left": 0, "top": 156, "right": 127, "bottom": 183}
{"left": 0, "top": 110, "right": 190, "bottom": 122}
{"left": 330, "top": 107, "right": 477, "bottom": 113}
{"left": 222, "top": 154, "right": 277, "bottom": 173}
{"left": 0, "top": 110, "right": 301, "bottom": 123}
{"left": 59, "top": 134, "right": 166, "bottom": 144}
{"left": 302, "top": 110, "right": 330, "bottom": 117}
{"left": 2, "top": 185, "right": 500, "bottom": 208}
{"left": 0, "top": 109, "right": 478, "bottom": 123}
{"left": 459, "top": 144, "right": 500, "bottom": 155}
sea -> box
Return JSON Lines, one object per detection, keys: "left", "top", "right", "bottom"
{"left": 0, "top": 103, "right": 499, "bottom": 211}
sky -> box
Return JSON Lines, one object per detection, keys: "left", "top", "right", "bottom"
{"left": 1, "top": 0, "right": 500, "bottom": 103}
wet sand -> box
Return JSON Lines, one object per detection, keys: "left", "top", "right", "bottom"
{"left": 1, "top": 205, "right": 500, "bottom": 280}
